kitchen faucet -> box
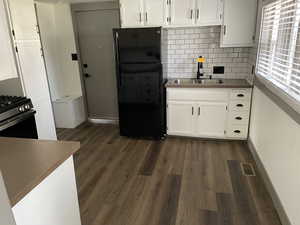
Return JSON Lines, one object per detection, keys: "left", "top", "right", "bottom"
{"left": 196, "top": 56, "right": 212, "bottom": 80}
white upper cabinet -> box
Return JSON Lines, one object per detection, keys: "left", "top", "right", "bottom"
{"left": 144, "top": 0, "right": 165, "bottom": 27}
{"left": 220, "top": 0, "right": 257, "bottom": 47}
{"left": 120, "top": 0, "right": 143, "bottom": 27}
{"left": 169, "top": 0, "right": 195, "bottom": 26}
{"left": 8, "top": 0, "right": 39, "bottom": 40}
{"left": 195, "top": 0, "right": 222, "bottom": 26}
{"left": 0, "top": 0, "right": 18, "bottom": 81}
{"left": 120, "top": 0, "right": 165, "bottom": 27}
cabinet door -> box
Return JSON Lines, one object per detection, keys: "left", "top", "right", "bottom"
{"left": 144, "top": 0, "right": 165, "bottom": 26}
{"left": 120, "top": 0, "right": 144, "bottom": 27}
{"left": 170, "top": 0, "right": 195, "bottom": 26}
{"left": 16, "top": 41, "right": 57, "bottom": 140}
{"left": 167, "top": 101, "right": 195, "bottom": 136}
{"left": 220, "top": 0, "right": 257, "bottom": 47}
{"left": 0, "top": 0, "right": 17, "bottom": 81}
{"left": 196, "top": 0, "right": 222, "bottom": 26}
{"left": 196, "top": 102, "right": 227, "bottom": 138}
{"left": 8, "top": 0, "right": 39, "bottom": 40}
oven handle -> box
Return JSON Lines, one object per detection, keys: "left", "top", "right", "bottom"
{"left": 0, "top": 110, "right": 36, "bottom": 132}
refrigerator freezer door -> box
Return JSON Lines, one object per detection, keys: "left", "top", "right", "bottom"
{"left": 115, "top": 27, "right": 161, "bottom": 64}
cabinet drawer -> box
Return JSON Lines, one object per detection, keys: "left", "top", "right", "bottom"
{"left": 229, "top": 100, "right": 251, "bottom": 111}
{"left": 168, "top": 89, "right": 229, "bottom": 101}
{"left": 229, "top": 111, "right": 250, "bottom": 125}
{"left": 227, "top": 125, "right": 248, "bottom": 139}
{"left": 230, "top": 89, "right": 251, "bottom": 100}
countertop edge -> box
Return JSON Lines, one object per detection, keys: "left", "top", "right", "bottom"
{"left": 165, "top": 79, "right": 254, "bottom": 89}
{"left": 9, "top": 141, "right": 80, "bottom": 207}
{"left": 165, "top": 84, "right": 254, "bottom": 88}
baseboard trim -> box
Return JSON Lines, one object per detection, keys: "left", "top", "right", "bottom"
{"left": 88, "top": 118, "right": 119, "bottom": 125}
{"left": 247, "top": 138, "right": 292, "bottom": 225}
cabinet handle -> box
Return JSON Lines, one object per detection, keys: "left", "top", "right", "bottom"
{"left": 224, "top": 25, "right": 226, "bottom": 35}
{"left": 190, "top": 9, "right": 193, "bottom": 19}
{"left": 196, "top": 9, "right": 199, "bottom": 19}
{"left": 236, "top": 104, "right": 244, "bottom": 107}
{"left": 237, "top": 94, "right": 245, "bottom": 97}
{"left": 235, "top": 117, "right": 242, "bottom": 120}
{"left": 139, "top": 12, "right": 142, "bottom": 22}
{"left": 145, "top": 12, "right": 148, "bottom": 22}
{"left": 234, "top": 130, "right": 241, "bottom": 134}
{"left": 192, "top": 107, "right": 194, "bottom": 115}
{"left": 198, "top": 107, "right": 200, "bottom": 116}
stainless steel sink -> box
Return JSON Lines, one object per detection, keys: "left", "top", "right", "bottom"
{"left": 172, "top": 78, "right": 224, "bottom": 85}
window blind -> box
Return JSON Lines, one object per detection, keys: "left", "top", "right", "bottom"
{"left": 257, "top": 0, "right": 300, "bottom": 101}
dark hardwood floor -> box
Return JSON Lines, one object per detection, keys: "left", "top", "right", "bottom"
{"left": 57, "top": 123, "right": 282, "bottom": 225}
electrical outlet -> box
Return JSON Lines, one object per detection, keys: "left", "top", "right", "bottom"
{"left": 213, "top": 66, "right": 225, "bottom": 74}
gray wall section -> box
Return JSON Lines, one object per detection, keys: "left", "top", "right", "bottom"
{"left": 0, "top": 78, "right": 23, "bottom": 96}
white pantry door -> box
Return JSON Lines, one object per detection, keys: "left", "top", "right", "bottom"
{"left": 16, "top": 41, "right": 57, "bottom": 140}
{"left": 0, "top": 0, "right": 18, "bottom": 81}
{"left": 8, "top": 0, "right": 39, "bottom": 40}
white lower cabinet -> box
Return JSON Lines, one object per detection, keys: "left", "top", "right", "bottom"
{"left": 167, "top": 88, "right": 252, "bottom": 140}
{"left": 196, "top": 102, "right": 227, "bottom": 138}
{"left": 168, "top": 101, "right": 195, "bottom": 136}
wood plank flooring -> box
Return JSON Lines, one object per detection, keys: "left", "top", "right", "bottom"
{"left": 57, "top": 123, "right": 282, "bottom": 225}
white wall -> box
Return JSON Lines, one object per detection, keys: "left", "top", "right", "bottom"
{"left": 249, "top": 87, "right": 300, "bottom": 225}
{"left": 0, "top": 172, "right": 16, "bottom": 225}
{"left": 0, "top": 78, "right": 23, "bottom": 96}
{"left": 36, "top": 1, "right": 82, "bottom": 101}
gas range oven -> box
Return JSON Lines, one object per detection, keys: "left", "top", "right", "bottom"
{"left": 0, "top": 96, "right": 38, "bottom": 139}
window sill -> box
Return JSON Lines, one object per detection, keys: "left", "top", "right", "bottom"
{"left": 254, "top": 75, "right": 300, "bottom": 125}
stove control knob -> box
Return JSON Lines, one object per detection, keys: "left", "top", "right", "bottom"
{"left": 25, "top": 104, "right": 30, "bottom": 110}
{"left": 19, "top": 106, "right": 25, "bottom": 112}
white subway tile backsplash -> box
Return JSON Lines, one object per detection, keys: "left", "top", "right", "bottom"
{"left": 164, "top": 26, "right": 252, "bottom": 79}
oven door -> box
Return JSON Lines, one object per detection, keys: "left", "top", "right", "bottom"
{"left": 0, "top": 110, "right": 38, "bottom": 139}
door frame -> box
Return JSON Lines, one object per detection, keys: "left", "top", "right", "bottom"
{"left": 71, "top": 2, "right": 121, "bottom": 123}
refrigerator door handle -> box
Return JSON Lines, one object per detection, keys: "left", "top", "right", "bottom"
{"left": 115, "top": 32, "right": 122, "bottom": 87}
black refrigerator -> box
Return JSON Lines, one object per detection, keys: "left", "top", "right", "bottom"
{"left": 113, "top": 27, "right": 166, "bottom": 139}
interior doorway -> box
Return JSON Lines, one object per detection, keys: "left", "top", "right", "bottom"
{"left": 72, "top": 2, "right": 120, "bottom": 122}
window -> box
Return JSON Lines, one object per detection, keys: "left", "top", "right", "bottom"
{"left": 257, "top": 0, "right": 300, "bottom": 102}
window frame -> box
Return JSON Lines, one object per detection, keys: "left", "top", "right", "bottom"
{"left": 255, "top": 0, "right": 300, "bottom": 115}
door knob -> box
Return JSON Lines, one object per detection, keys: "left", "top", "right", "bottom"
{"left": 84, "top": 73, "right": 91, "bottom": 78}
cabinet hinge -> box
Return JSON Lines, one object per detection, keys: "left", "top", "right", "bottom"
{"left": 15, "top": 46, "right": 18, "bottom": 52}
